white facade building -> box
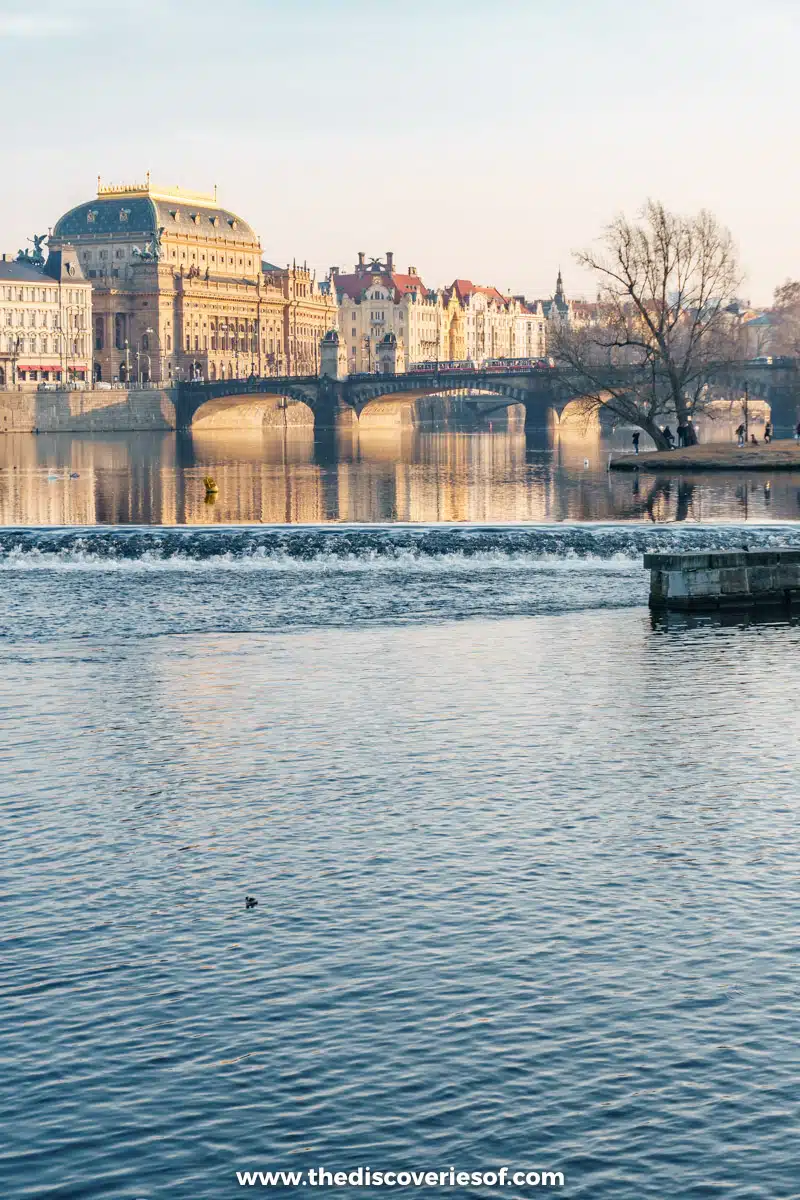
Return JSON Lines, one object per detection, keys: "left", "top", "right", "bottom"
{"left": 332, "top": 253, "right": 448, "bottom": 372}
{"left": 0, "top": 247, "right": 92, "bottom": 388}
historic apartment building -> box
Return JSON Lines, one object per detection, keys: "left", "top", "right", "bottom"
{"left": 332, "top": 254, "right": 448, "bottom": 373}
{"left": 48, "top": 177, "right": 337, "bottom": 383}
{"left": 0, "top": 247, "right": 92, "bottom": 388}
{"left": 332, "top": 253, "right": 551, "bottom": 371}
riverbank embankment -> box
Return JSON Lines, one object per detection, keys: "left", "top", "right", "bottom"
{"left": 0, "top": 388, "right": 176, "bottom": 433}
{"left": 611, "top": 439, "right": 800, "bottom": 472}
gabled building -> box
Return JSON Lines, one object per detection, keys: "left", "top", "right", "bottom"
{"left": 0, "top": 247, "right": 92, "bottom": 388}
{"left": 332, "top": 252, "right": 446, "bottom": 372}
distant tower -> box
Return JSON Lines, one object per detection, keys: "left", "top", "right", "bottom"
{"left": 555, "top": 268, "right": 565, "bottom": 308}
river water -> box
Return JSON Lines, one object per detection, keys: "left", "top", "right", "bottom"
{"left": 3, "top": 428, "right": 800, "bottom": 1199}
{"left": 0, "top": 423, "right": 798, "bottom": 525}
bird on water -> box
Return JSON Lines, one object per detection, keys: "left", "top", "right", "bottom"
{"left": 245, "top": 895, "right": 258, "bottom": 909}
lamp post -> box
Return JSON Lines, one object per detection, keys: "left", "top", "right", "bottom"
{"left": 136, "top": 327, "right": 154, "bottom": 384}
{"left": 219, "top": 323, "right": 229, "bottom": 379}
{"left": 2, "top": 328, "right": 21, "bottom": 389}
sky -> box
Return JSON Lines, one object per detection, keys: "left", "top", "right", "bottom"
{"left": 0, "top": 0, "right": 796, "bottom": 304}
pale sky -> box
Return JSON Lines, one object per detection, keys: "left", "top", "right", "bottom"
{"left": 0, "top": 0, "right": 796, "bottom": 304}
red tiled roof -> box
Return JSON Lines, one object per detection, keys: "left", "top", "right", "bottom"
{"left": 333, "top": 270, "right": 427, "bottom": 303}
{"left": 448, "top": 278, "right": 510, "bottom": 306}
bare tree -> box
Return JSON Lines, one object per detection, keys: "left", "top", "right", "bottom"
{"left": 769, "top": 279, "right": 800, "bottom": 356}
{"left": 552, "top": 201, "right": 741, "bottom": 449}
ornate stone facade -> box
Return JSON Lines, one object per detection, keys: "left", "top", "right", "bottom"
{"left": 332, "top": 254, "right": 550, "bottom": 371}
{"left": 332, "top": 254, "right": 446, "bottom": 372}
{"left": 0, "top": 248, "right": 92, "bottom": 388}
{"left": 49, "top": 178, "right": 336, "bottom": 384}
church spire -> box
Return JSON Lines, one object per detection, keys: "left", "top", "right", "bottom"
{"left": 555, "top": 267, "right": 565, "bottom": 306}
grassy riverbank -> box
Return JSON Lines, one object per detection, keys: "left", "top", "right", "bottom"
{"left": 610, "top": 439, "right": 800, "bottom": 472}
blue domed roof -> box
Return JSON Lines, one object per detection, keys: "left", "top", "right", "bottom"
{"left": 54, "top": 196, "right": 158, "bottom": 239}
{"left": 53, "top": 191, "right": 258, "bottom": 245}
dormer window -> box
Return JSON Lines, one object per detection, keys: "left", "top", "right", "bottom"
{"left": 210, "top": 216, "right": 219, "bottom": 227}
{"left": 228, "top": 219, "right": 237, "bottom": 229}
{"left": 86, "top": 210, "right": 97, "bottom": 224}
{"left": 119, "top": 208, "right": 130, "bottom": 223}
{"left": 169, "top": 210, "right": 179, "bottom": 221}
{"left": 190, "top": 213, "right": 200, "bottom": 225}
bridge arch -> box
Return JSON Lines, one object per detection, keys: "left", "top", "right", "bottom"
{"left": 190, "top": 390, "right": 316, "bottom": 430}
{"left": 352, "top": 378, "right": 539, "bottom": 425}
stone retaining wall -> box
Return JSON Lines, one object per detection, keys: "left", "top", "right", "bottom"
{"left": 0, "top": 388, "right": 176, "bottom": 433}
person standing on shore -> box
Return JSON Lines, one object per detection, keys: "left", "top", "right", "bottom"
{"left": 765, "top": 422, "right": 772, "bottom": 443}
{"left": 736, "top": 423, "right": 746, "bottom": 447}
{"left": 632, "top": 431, "right": 640, "bottom": 454}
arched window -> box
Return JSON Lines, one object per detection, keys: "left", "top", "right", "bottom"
{"left": 166, "top": 334, "right": 172, "bottom": 351}
{"left": 95, "top": 315, "right": 104, "bottom": 351}
{"left": 210, "top": 362, "right": 217, "bottom": 380}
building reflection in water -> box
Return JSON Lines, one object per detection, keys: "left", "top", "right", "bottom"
{"left": 1, "top": 411, "right": 799, "bottom": 525}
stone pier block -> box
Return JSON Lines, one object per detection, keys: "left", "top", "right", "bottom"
{"left": 644, "top": 549, "right": 800, "bottom": 610}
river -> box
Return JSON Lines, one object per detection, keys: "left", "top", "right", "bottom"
{"left": 2, "top": 425, "right": 799, "bottom": 1199}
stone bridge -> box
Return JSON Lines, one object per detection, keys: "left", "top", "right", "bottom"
{"left": 174, "top": 360, "right": 800, "bottom": 433}
{"left": 175, "top": 367, "right": 590, "bottom": 433}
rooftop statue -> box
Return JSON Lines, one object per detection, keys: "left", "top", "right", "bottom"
{"left": 132, "top": 226, "right": 165, "bottom": 262}
{"left": 16, "top": 233, "right": 48, "bottom": 266}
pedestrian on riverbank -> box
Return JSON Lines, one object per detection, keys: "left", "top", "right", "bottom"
{"left": 677, "top": 423, "right": 688, "bottom": 447}
{"left": 663, "top": 426, "right": 675, "bottom": 449}
{"left": 632, "top": 431, "right": 640, "bottom": 454}
{"left": 795, "top": 421, "right": 800, "bottom": 442}
{"left": 765, "top": 421, "right": 772, "bottom": 443}
{"left": 736, "top": 423, "right": 746, "bottom": 447}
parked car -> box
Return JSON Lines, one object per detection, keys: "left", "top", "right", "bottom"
{"left": 751, "top": 355, "right": 774, "bottom": 366}
{"left": 94, "top": 381, "right": 112, "bottom": 390}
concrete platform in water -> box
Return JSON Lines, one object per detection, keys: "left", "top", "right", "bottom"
{"left": 645, "top": 549, "right": 800, "bottom": 611}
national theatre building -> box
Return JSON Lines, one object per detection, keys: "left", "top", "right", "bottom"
{"left": 49, "top": 177, "right": 337, "bottom": 384}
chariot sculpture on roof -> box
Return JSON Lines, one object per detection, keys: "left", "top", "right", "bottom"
{"left": 16, "top": 233, "right": 48, "bottom": 266}
{"left": 132, "top": 226, "right": 165, "bottom": 262}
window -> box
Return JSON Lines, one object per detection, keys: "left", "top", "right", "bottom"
{"left": 166, "top": 334, "right": 171, "bottom": 351}
{"left": 95, "top": 316, "right": 104, "bottom": 351}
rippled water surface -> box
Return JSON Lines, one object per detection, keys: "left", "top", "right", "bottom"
{"left": 2, "top": 422, "right": 800, "bottom": 525}
{"left": 3, "top": 521, "right": 800, "bottom": 1200}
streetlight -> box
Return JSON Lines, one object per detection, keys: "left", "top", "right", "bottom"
{"left": 136, "top": 327, "right": 154, "bottom": 384}
{"left": 220, "top": 322, "right": 239, "bottom": 378}
{"left": 1, "top": 328, "right": 21, "bottom": 388}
